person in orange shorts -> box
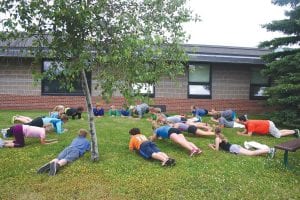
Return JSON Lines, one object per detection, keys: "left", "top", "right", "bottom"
{"left": 236, "top": 115, "right": 299, "bottom": 138}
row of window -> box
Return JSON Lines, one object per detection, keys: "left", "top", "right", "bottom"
{"left": 42, "top": 61, "right": 269, "bottom": 100}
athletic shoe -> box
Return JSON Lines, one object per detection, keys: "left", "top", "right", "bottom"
{"left": 268, "top": 148, "right": 276, "bottom": 159}
{"left": 164, "top": 158, "right": 176, "bottom": 167}
{"left": 49, "top": 162, "right": 59, "bottom": 176}
{"left": 11, "top": 116, "right": 16, "bottom": 124}
{"left": 244, "top": 141, "right": 251, "bottom": 149}
{"left": 37, "top": 162, "right": 51, "bottom": 174}
{"left": 1, "top": 129, "right": 8, "bottom": 139}
{"left": 294, "top": 129, "right": 300, "bottom": 138}
{"left": 0, "top": 138, "right": 4, "bottom": 148}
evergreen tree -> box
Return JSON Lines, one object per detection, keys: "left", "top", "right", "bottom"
{"left": 259, "top": 0, "right": 300, "bottom": 128}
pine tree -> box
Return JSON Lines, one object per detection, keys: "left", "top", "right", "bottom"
{"left": 259, "top": 0, "right": 300, "bottom": 128}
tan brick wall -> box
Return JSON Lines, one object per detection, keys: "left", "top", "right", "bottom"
{"left": 0, "top": 58, "right": 40, "bottom": 95}
{"left": 212, "top": 63, "right": 252, "bottom": 99}
{"left": 0, "top": 58, "right": 270, "bottom": 114}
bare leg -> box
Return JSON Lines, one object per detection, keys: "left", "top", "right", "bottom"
{"left": 195, "top": 129, "right": 215, "bottom": 136}
{"left": 14, "top": 116, "right": 33, "bottom": 123}
{"left": 239, "top": 147, "right": 270, "bottom": 156}
{"left": 279, "top": 130, "right": 296, "bottom": 137}
{"left": 152, "top": 152, "right": 168, "bottom": 163}
{"left": 170, "top": 134, "right": 194, "bottom": 151}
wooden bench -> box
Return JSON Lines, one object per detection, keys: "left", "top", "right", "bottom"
{"left": 274, "top": 138, "right": 300, "bottom": 167}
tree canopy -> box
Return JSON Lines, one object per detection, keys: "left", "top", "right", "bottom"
{"left": 259, "top": 0, "right": 300, "bottom": 128}
{"left": 0, "top": 0, "right": 199, "bottom": 160}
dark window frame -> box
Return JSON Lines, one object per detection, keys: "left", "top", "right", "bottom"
{"left": 187, "top": 62, "right": 212, "bottom": 99}
{"left": 41, "top": 59, "right": 92, "bottom": 96}
{"left": 249, "top": 67, "right": 270, "bottom": 100}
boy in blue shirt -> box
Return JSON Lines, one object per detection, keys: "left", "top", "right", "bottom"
{"left": 37, "top": 129, "right": 91, "bottom": 176}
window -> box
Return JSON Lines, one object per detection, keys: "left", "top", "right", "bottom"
{"left": 250, "top": 68, "right": 269, "bottom": 100}
{"left": 132, "top": 83, "right": 155, "bottom": 97}
{"left": 42, "top": 60, "right": 91, "bottom": 96}
{"left": 188, "top": 63, "right": 211, "bottom": 99}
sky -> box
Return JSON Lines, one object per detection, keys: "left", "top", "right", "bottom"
{"left": 183, "top": 0, "right": 288, "bottom": 47}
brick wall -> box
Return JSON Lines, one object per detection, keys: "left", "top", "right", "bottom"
{"left": 0, "top": 57, "right": 270, "bottom": 114}
{"left": 212, "top": 63, "right": 251, "bottom": 99}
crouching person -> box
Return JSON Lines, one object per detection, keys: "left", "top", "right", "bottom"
{"left": 37, "top": 129, "right": 90, "bottom": 176}
{"left": 1, "top": 124, "right": 56, "bottom": 148}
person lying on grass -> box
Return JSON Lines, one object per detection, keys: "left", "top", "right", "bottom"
{"left": 129, "top": 128, "right": 175, "bottom": 167}
{"left": 171, "top": 122, "right": 215, "bottom": 137}
{"left": 236, "top": 115, "right": 299, "bottom": 138}
{"left": 37, "top": 129, "right": 90, "bottom": 176}
{"left": 150, "top": 122, "right": 202, "bottom": 157}
{"left": 0, "top": 124, "right": 57, "bottom": 148}
{"left": 12, "top": 114, "right": 68, "bottom": 134}
{"left": 208, "top": 127, "right": 275, "bottom": 158}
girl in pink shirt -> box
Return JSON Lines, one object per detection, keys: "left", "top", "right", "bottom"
{"left": 2, "top": 124, "right": 55, "bottom": 148}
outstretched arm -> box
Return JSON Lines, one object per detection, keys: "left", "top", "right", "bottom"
{"left": 40, "top": 138, "right": 58, "bottom": 145}
{"left": 237, "top": 129, "right": 252, "bottom": 136}
{"left": 208, "top": 138, "right": 220, "bottom": 151}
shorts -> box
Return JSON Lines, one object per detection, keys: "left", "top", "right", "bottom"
{"left": 229, "top": 144, "right": 241, "bottom": 154}
{"left": 25, "top": 117, "right": 43, "bottom": 127}
{"left": 11, "top": 124, "right": 25, "bottom": 147}
{"left": 139, "top": 141, "right": 160, "bottom": 159}
{"left": 57, "top": 146, "right": 80, "bottom": 162}
{"left": 187, "top": 125, "right": 197, "bottom": 134}
{"left": 269, "top": 121, "right": 281, "bottom": 138}
{"left": 219, "top": 117, "right": 234, "bottom": 128}
{"left": 168, "top": 128, "right": 181, "bottom": 137}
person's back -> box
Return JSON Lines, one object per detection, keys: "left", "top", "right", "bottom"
{"left": 221, "top": 109, "right": 235, "bottom": 121}
{"left": 155, "top": 125, "right": 171, "bottom": 138}
{"left": 129, "top": 134, "right": 148, "bottom": 151}
{"left": 69, "top": 135, "right": 90, "bottom": 156}
{"left": 246, "top": 120, "right": 269, "bottom": 134}
{"left": 22, "top": 125, "right": 46, "bottom": 139}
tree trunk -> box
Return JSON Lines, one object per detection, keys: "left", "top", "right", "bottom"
{"left": 81, "top": 69, "right": 99, "bottom": 161}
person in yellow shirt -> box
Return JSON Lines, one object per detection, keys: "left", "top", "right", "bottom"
{"left": 129, "top": 128, "right": 175, "bottom": 167}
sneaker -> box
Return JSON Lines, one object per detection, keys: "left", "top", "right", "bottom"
{"left": 1, "top": 129, "right": 8, "bottom": 139}
{"left": 11, "top": 116, "right": 16, "bottom": 124}
{"left": 0, "top": 138, "right": 4, "bottom": 148}
{"left": 268, "top": 148, "right": 276, "bottom": 159}
{"left": 168, "top": 158, "right": 176, "bottom": 166}
{"left": 244, "top": 141, "right": 251, "bottom": 149}
{"left": 163, "top": 158, "right": 176, "bottom": 167}
{"left": 37, "top": 162, "right": 51, "bottom": 174}
{"left": 294, "top": 129, "right": 300, "bottom": 138}
{"left": 49, "top": 162, "right": 59, "bottom": 176}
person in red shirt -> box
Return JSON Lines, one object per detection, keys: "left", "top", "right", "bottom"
{"left": 237, "top": 115, "right": 299, "bottom": 138}
{"left": 129, "top": 128, "right": 175, "bottom": 167}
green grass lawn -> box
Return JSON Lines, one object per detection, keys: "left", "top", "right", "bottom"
{"left": 0, "top": 110, "right": 299, "bottom": 200}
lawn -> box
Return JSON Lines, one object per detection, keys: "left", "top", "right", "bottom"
{"left": 0, "top": 110, "right": 299, "bottom": 200}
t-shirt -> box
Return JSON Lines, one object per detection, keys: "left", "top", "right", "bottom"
{"left": 154, "top": 126, "right": 171, "bottom": 139}
{"left": 245, "top": 120, "right": 270, "bottom": 135}
{"left": 221, "top": 110, "right": 235, "bottom": 121}
{"left": 70, "top": 136, "right": 90, "bottom": 156}
{"left": 129, "top": 134, "right": 148, "bottom": 151}
{"left": 176, "top": 123, "right": 189, "bottom": 131}
{"left": 93, "top": 108, "right": 104, "bottom": 116}
{"left": 22, "top": 125, "right": 46, "bottom": 139}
